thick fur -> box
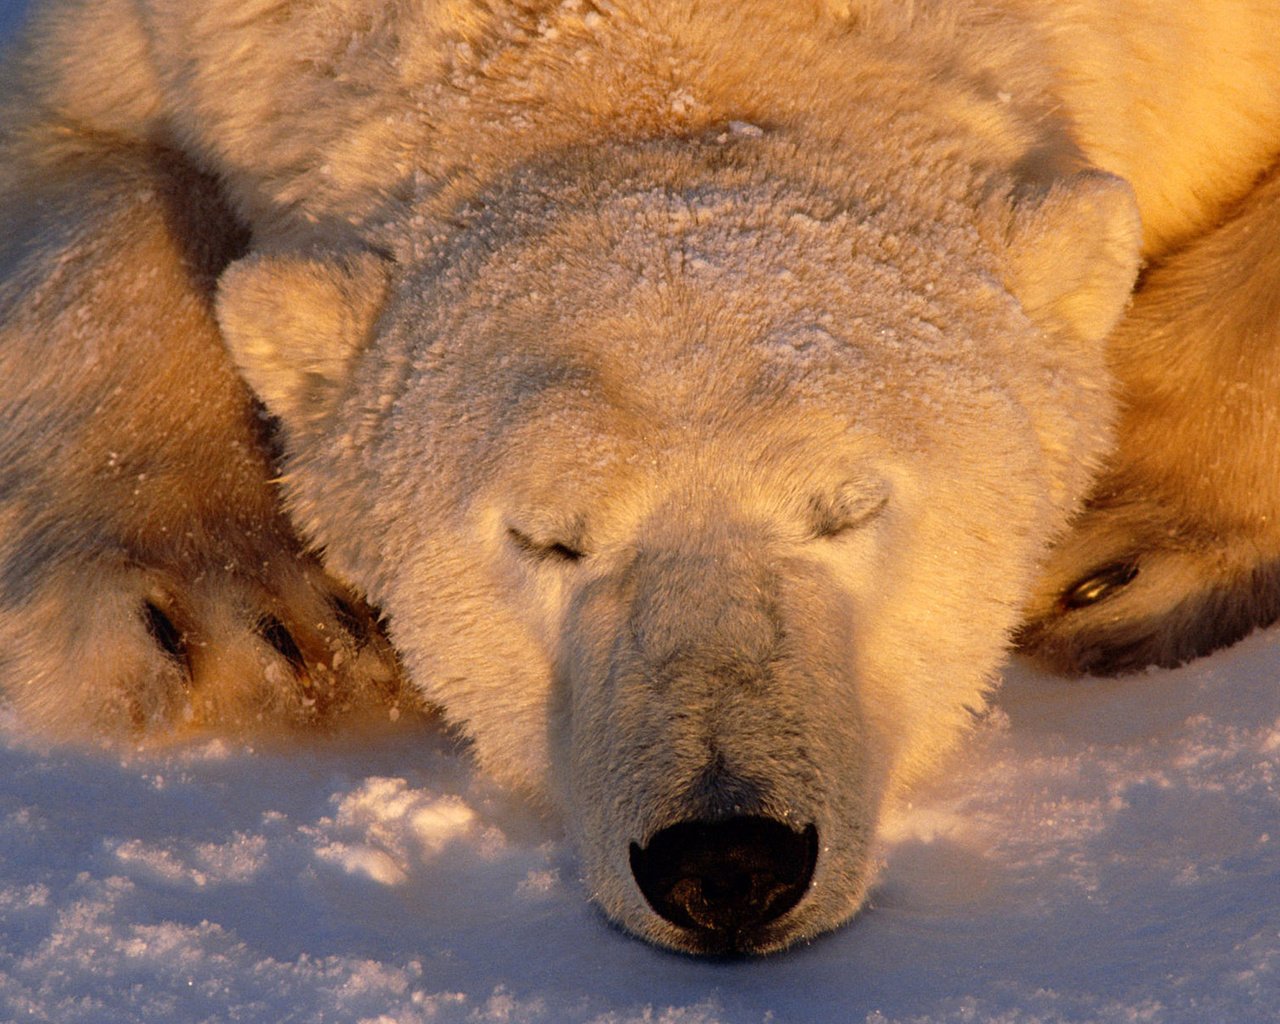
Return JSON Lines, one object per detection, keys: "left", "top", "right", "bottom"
{"left": 1016, "top": 163, "right": 1280, "bottom": 671}
{"left": 1, "top": 0, "right": 1277, "bottom": 953}
{"left": 0, "top": 19, "right": 411, "bottom": 734}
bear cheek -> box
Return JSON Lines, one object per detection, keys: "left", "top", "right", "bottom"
{"left": 372, "top": 537, "right": 559, "bottom": 799}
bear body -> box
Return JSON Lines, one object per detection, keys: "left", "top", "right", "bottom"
{"left": 1, "top": 0, "right": 1278, "bottom": 953}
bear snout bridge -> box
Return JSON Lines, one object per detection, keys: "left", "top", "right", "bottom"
{"left": 629, "top": 816, "right": 818, "bottom": 952}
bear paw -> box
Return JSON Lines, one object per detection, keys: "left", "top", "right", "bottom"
{"left": 0, "top": 535, "right": 414, "bottom": 740}
{"left": 1015, "top": 491, "right": 1280, "bottom": 675}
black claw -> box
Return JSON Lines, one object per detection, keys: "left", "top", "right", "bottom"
{"left": 143, "top": 601, "right": 190, "bottom": 674}
{"left": 256, "top": 615, "right": 307, "bottom": 675}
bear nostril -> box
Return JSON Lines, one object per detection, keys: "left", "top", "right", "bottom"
{"left": 629, "top": 816, "right": 818, "bottom": 939}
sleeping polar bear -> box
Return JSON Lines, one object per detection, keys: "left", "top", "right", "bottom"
{"left": 1, "top": 0, "right": 1278, "bottom": 954}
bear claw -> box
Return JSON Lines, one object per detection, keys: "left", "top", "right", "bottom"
{"left": 142, "top": 599, "right": 191, "bottom": 673}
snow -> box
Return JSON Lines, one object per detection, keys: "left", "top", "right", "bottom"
{"left": 2, "top": 5, "right": 1278, "bottom": 1022}
{"left": 1, "top": 627, "right": 1277, "bottom": 1024}
{"left": 0, "top": 2, "right": 25, "bottom": 44}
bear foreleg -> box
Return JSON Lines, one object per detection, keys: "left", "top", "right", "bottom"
{"left": 0, "top": 142, "right": 411, "bottom": 738}
{"left": 1018, "top": 161, "right": 1280, "bottom": 674}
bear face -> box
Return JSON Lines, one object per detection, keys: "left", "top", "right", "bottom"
{"left": 8, "top": 0, "right": 1280, "bottom": 963}
{"left": 219, "top": 139, "right": 1140, "bottom": 952}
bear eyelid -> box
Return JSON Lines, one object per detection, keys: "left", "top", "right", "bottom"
{"left": 809, "top": 478, "right": 890, "bottom": 540}
{"left": 507, "top": 525, "right": 586, "bottom": 563}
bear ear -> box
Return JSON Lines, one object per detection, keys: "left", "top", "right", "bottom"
{"left": 216, "top": 250, "right": 393, "bottom": 427}
{"left": 984, "top": 170, "right": 1143, "bottom": 343}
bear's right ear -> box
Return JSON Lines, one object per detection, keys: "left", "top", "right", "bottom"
{"left": 216, "top": 251, "right": 393, "bottom": 428}
{"left": 983, "top": 170, "right": 1143, "bottom": 345}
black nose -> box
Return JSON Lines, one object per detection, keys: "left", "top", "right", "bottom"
{"left": 629, "top": 816, "right": 818, "bottom": 939}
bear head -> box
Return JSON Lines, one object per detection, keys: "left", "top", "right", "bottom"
{"left": 217, "top": 137, "right": 1140, "bottom": 953}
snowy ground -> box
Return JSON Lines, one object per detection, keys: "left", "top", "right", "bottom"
{"left": 2, "top": 4, "right": 1278, "bottom": 1023}
{"left": 0, "top": 3, "right": 23, "bottom": 42}
{"left": 1, "top": 631, "right": 1277, "bottom": 1024}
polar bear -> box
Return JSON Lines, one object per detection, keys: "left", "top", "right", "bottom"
{"left": 1, "top": 0, "right": 1278, "bottom": 954}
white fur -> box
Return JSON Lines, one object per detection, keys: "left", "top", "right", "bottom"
{"left": 3, "top": 0, "right": 1279, "bottom": 952}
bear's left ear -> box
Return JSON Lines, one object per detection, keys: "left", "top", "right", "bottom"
{"left": 216, "top": 250, "right": 393, "bottom": 428}
{"left": 984, "top": 170, "right": 1143, "bottom": 344}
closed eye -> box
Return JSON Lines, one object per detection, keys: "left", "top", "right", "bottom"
{"left": 507, "top": 527, "right": 586, "bottom": 563}
{"left": 809, "top": 479, "right": 890, "bottom": 540}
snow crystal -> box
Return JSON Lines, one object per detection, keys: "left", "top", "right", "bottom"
{"left": 326, "top": 777, "right": 480, "bottom": 856}
{"left": 669, "top": 88, "right": 697, "bottom": 116}
{"left": 304, "top": 777, "right": 487, "bottom": 887}
{"left": 315, "top": 840, "right": 409, "bottom": 885}
{"left": 514, "top": 868, "right": 560, "bottom": 898}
